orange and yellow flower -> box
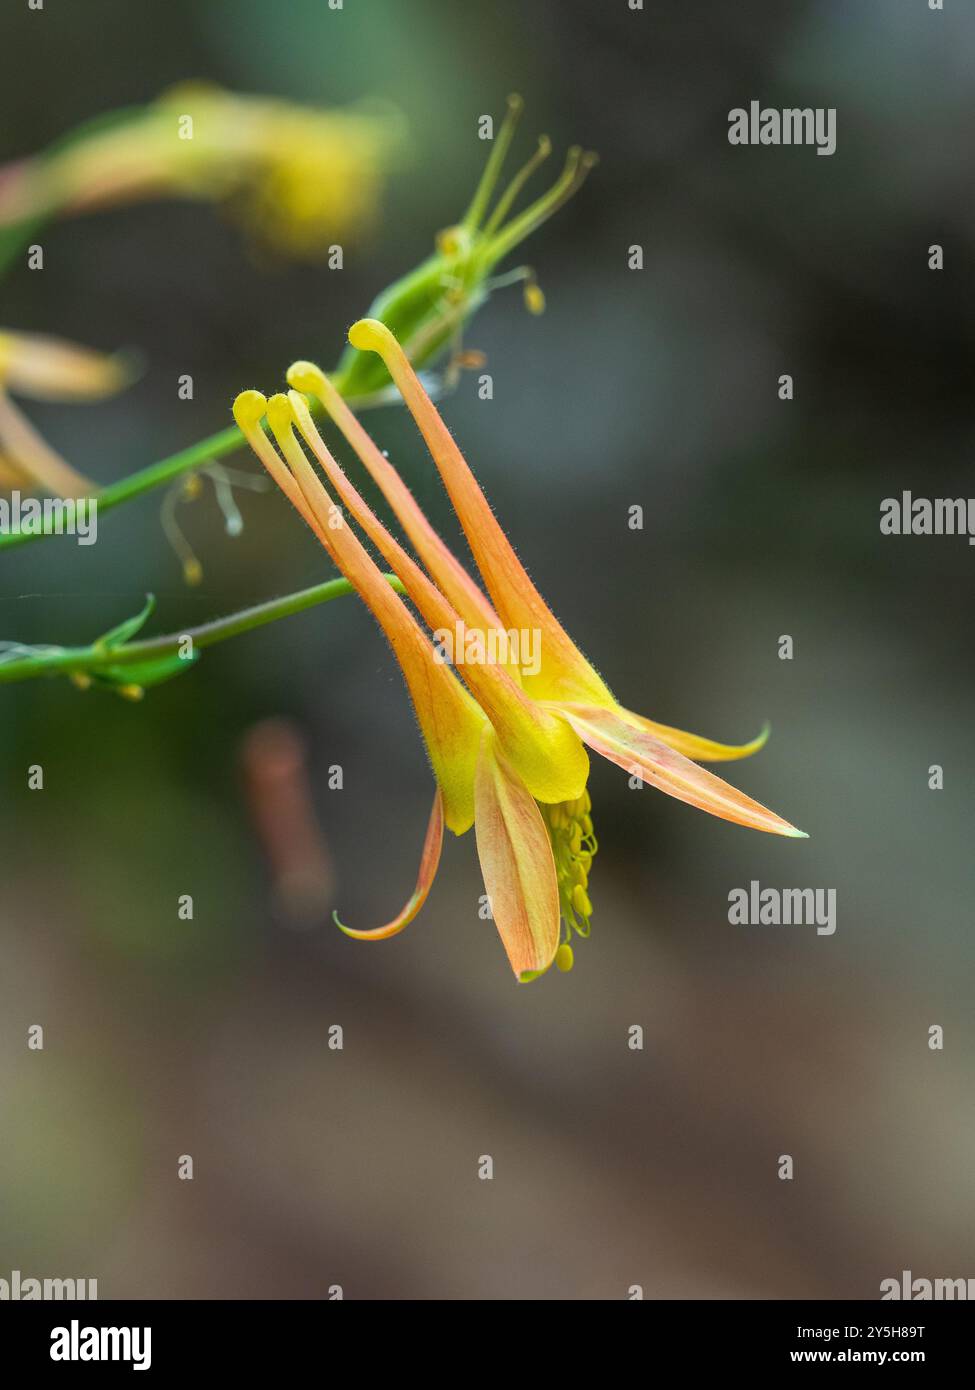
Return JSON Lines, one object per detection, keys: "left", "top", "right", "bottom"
{"left": 233, "top": 322, "right": 805, "bottom": 981}
{"left": 0, "top": 329, "right": 129, "bottom": 497}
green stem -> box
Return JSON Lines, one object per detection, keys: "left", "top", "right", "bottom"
{"left": 102, "top": 422, "right": 247, "bottom": 514}
{"left": 0, "top": 573, "right": 404, "bottom": 685}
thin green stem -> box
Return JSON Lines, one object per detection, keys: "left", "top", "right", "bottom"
{"left": 95, "top": 422, "right": 246, "bottom": 512}
{"left": 0, "top": 573, "right": 404, "bottom": 685}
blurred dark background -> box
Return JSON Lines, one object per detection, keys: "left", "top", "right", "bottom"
{"left": 1, "top": 0, "right": 973, "bottom": 1299}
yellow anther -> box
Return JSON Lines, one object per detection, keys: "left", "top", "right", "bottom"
{"left": 571, "top": 884, "right": 592, "bottom": 919}
{"left": 118, "top": 683, "right": 144, "bottom": 702}
{"left": 543, "top": 794, "right": 597, "bottom": 952}
{"left": 452, "top": 349, "right": 487, "bottom": 370}
{"left": 183, "top": 557, "right": 203, "bottom": 586}
{"left": 524, "top": 281, "right": 545, "bottom": 315}
{"left": 555, "top": 943, "right": 574, "bottom": 973}
{"left": 182, "top": 473, "right": 203, "bottom": 501}
{"left": 435, "top": 225, "right": 469, "bottom": 257}
{"left": 69, "top": 672, "right": 92, "bottom": 691}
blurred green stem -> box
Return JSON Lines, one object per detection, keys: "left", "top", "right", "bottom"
{"left": 0, "top": 573, "right": 404, "bottom": 685}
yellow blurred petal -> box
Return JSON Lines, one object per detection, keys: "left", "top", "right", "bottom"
{"left": 336, "top": 789, "right": 443, "bottom": 940}
{"left": 555, "top": 702, "right": 806, "bottom": 838}
{"left": 15, "top": 89, "right": 402, "bottom": 261}
{"left": 0, "top": 452, "right": 28, "bottom": 488}
{"left": 0, "top": 389, "right": 97, "bottom": 498}
{"left": 0, "top": 330, "right": 130, "bottom": 401}
{"left": 473, "top": 732, "right": 560, "bottom": 980}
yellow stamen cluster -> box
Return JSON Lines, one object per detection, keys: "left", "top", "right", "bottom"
{"left": 541, "top": 791, "right": 597, "bottom": 966}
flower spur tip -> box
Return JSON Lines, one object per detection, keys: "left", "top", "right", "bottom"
{"left": 347, "top": 317, "right": 391, "bottom": 354}
{"left": 286, "top": 359, "right": 328, "bottom": 395}
{"left": 232, "top": 390, "right": 268, "bottom": 432}
{"left": 265, "top": 392, "right": 295, "bottom": 433}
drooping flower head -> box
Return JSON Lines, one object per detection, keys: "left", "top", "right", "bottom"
{"left": 0, "top": 84, "right": 403, "bottom": 260}
{"left": 233, "top": 324, "right": 805, "bottom": 981}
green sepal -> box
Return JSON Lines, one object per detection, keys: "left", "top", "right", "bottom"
{"left": 87, "top": 650, "right": 199, "bottom": 690}
{"left": 93, "top": 594, "right": 156, "bottom": 650}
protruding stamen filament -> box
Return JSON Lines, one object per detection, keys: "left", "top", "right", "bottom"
{"left": 160, "top": 476, "right": 203, "bottom": 585}
{"left": 542, "top": 791, "right": 597, "bottom": 948}
{"left": 204, "top": 461, "right": 268, "bottom": 538}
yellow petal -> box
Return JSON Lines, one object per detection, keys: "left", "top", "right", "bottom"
{"left": 473, "top": 731, "right": 560, "bottom": 980}
{"left": 0, "top": 388, "right": 97, "bottom": 498}
{"left": 617, "top": 707, "right": 770, "bottom": 762}
{"left": 346, "top": 318, "right": 615, "bottom": 707}
{"left": 0, "top": 330, "right": 130, "bottom": 401}
{"left": 336, "top": 789, "right": 443, "bottom": 940}
{"left": 0, "top": 452, "right": 28, "bottom": 487}
{"left": 555, "top": 702, "right": 806, "bottom": 838}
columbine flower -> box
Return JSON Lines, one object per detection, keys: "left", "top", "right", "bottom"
{"left": 233, "top": 322, "right": 804, "bottom": 981}
{"left": 0, "top": 84, "right": 402, "bottom": 260}
{"left": 0, "top": 329, "right": 129, "bottom": 497}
